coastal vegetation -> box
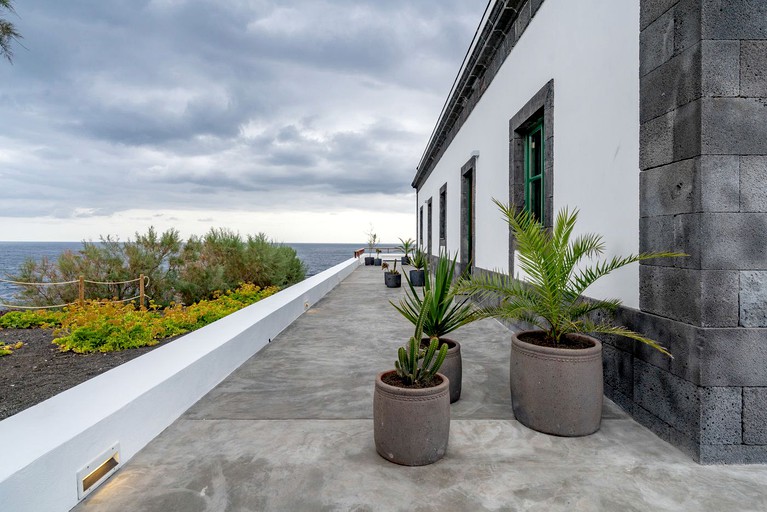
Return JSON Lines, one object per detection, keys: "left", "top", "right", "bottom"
{"left": 0, "top": 283, "right": 279, "bottom": 353}
{"left": 0, "top": 227, "right": 304, "bottom": 354}
{"left": 9, "top": 227, "right": 305, "bottom": 307}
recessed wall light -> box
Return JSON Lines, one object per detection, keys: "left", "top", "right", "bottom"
{"left": 77, "top": 443, "right": 120, "bottom": 500}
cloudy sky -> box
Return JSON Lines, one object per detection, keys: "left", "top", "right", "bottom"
{"left": 0, "top": 0, "right": 481, "bottom": 243}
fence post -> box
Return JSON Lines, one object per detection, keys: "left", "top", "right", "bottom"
{"left": 78, "top": 276, "right": 85, "bottom": 306}
{"left": 139, "top": 274, "right": 145, "bottom": 310}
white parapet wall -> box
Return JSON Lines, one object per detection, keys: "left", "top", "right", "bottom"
{"left": 0, "top": 257, "right": 361, "bottom": 512}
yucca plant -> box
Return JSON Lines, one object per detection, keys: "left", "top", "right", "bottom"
{"left": 410, "top": 248, "right": 427, "bottom": 271}
{"left": 458, "top": 200, "right": 684, "bottom": 356}
{"left": 392, "top": 250, "right": 479, "bottom": 340}
{"left": 395, "top": 291, "right": 448, "bottom": 386}
{"left": 398, "top": 237, "right": 415, "bottom": 262}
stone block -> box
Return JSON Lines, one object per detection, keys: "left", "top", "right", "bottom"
{"left": 699, "top": 444, "right": 767, "bottom": 464}
{"left": 699, "top": 327, "right": 767, "bottom": 386}
{"left": 634, "top": 358, "right": 701, "bottom": 438}
{"left": 673, "top": 213, "right": 701, "bottom": 269}
{"left": 640, "top": 44, "right": 701, "bottom": 122}
{"left": 672, "top": 99, "right": 701, "bottom": 161}
{"left": 639, "top": 265, "right": 701, "bottom": 324}
{"left": 530, "top": 0, "right": 545, "bottom": 16}
{"left": 640, "top": 215, "right": 676, "bottom": 267}
{"left": 702, "top": 97, "right": 767, "bottom": 155}
{"left": 641, "top": 0, "right": 678, "bottom": 30}
{"left": 629, "top": 309, "right": 702, "bottom": 383}
{"left": 640, "top": 111, "right": 675, "bottom": 170}
{"left": 639, "top": 159, "right": 698, "bottom": 217}
{"left": 700, "top": 155, "right": 739, "bottom": 212}
{"left": 674, "top": 0, "right": 702, "bottom": 54}
{"left": 743, "top": 387, "right": 767, "bottom": 444}
{"left": 698, "top": 213, "right": 767, "bottom": 269}
{"left": 701, "top": 40, "right": 741, "bottom": 97}
{"left": 640, "top": 8, "right": 676, "bottom": 76}
{"left": 699, "top": 387, "right": 742, "bottom": 444}
{"left": 701, "top": 0, "right": 767, "bottom": 40}
{"left": 700, "top": 271, "right": 740, "bottom": 327}
{"left": 740, "top": 271, "right": 767, "bottom": 327}
{"left": 741, "top": 41, "right": 767, "bottom": 97}
{"left": 603, "top": 343, "right": 634, "bottom": 397}
{"left": 740, "top": 156, "right": 767, "bottom": 212}
{"left": 513, "top": 1, "right": 531, "bottom": 44}
{"left": 632, "top": 403, "right": 673, "bottom": 443}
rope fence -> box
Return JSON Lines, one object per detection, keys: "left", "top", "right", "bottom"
{"left": 0, "top": 275, "right": 150, "bottom": 311}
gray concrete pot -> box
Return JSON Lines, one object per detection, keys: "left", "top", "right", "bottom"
{"left": 401, "top": 256, "right": 410, "bottom": 265}
{"left": 373, "top": 370, "right": 450, "bottom": 466}
{"left": 510, "top": 330, "right": 603, "bottom": 437}
{"left": 364, "top": 256, "right": 375, "bottom": 265}
{"left": 374, "top": 258, "right": 382, "bottom": 266}
{"left": 409, "top": 269, "right": 425, "bottom": 287}
{"left": 384, "top": 272, "right": 401, "bottom": 288}
{"left": 422, "top": 338, "right": 461, "bottom": 403}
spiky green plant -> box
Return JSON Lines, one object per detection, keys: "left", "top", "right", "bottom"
{"left": 397, "top": 237, "right": 415, "bottom": 258}
{"left": 392, "top": 250, "right": 479, "bottom": 340}
{"left": 457, "top": 200, "right": 685, "bottom": 356}
{"left": 395, "top": 291, "right": 448, "bottom": 385}
{"left": 410, "top": 248, "right": 427, "bottom": 270}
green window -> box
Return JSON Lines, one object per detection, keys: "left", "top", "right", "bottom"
{"left": 524, "top": 119, "right": 544, "bottom": 224}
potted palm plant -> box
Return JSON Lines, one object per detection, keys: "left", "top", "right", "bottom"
{"left": 409, "top": 248, "right": 427, "bottom": 287}
{"left": 374, "top": 248, "right": 382, "bottom": 266}
{"left": 458, "top": 200, "right": 683, "bottom": 436}
{"left": 392, "top": 250, "right": 479, "bottom": 403}
{"left": 383, "top": 260, "right": 401, "bottom": 288}
{"left": 398, "top": 237, "right": 415, "bottom": 265}
{"left": 374, "top": 291, "right": 450, "bottom": 466}
{"left": 365, "top": 230, "right": 378, "bottom": 266}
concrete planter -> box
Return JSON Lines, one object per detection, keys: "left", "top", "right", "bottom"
{"left": 423, "top": 338, "right": 461, "bottom": 403}
{"left": 510, "top": 330, "right": 603, "bottom": 437}
{"left": 401, "top": 256, "right": 410, "bottom": 265}
{"left": 384, "top": 273, "right": 401, "bottom": 288}
{"left": 364, "top": 257, "right": 375, "bottom": 265}
{"left": 374, "top": 258, "right": 382, "bottom": 266}
{"left": 409, "top": 269, "right": 425, "bottom": 287}
{"left": 373, "top": 370, "right": 450, "bottom": 466}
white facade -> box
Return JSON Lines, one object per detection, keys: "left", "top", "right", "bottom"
{"left": 417, "top": 0, "right": 641, "bottom": 307}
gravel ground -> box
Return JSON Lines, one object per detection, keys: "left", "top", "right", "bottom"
{"left": 0, "top": 328, "right": 173, "bottom": 421}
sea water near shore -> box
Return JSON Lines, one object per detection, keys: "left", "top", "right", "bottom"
{"left": 0, "top": 242, "right": 366, "bottom": 306}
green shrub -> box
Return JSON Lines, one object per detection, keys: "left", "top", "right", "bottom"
{"left": 0, "top": 341, "right": 23, "bottom": 356}
{"left": 0, "top": 310, "right": 63, "bottom": 329}
{"left": 7, "top": 228, "right": 305, "bottom": 307}
{"left": 51, "top": 283, "right": 279, "bottom": 353}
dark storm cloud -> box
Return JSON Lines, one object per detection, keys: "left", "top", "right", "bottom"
{"left": 0, "top": 0, "right": 481, "bottom": 219}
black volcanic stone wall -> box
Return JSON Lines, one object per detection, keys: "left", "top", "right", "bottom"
{"left": 626, "top": 0, "right": 767, "bottom": 463}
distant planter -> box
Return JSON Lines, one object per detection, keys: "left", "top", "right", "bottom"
{"left": 409, "top": 269, "right": 425, "bottom": 287}
{"left": 384, "top": 273, "right": 401, "bottom": 288}
{"left": 364, "top": 257, "right": 375, "bottom": 265}
{"left": 401, "top": 256, "right": 410, "bottom": 265}
{"left": 374, "top": 258, "right": 382, "bottom": 266}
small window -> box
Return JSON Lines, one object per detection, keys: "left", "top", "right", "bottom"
{"left": 427, "top": 198, "right": 433, "bottom": 256}
{"left": 419, "top": 206, "right": 424, "bottom": 246}
{"left": 524, "top": 118, "right": 544, "bottom": 224}
{"left": 439, "top": 184, "right": 447, "bottom": 247}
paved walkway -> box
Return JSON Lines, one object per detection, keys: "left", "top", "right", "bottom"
{"left": 76, "top": 266, "right": 767, "bottom": 511}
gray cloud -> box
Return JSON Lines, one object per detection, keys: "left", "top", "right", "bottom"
{"left": 0, "top": 0, "right": 480, "bottom": 229}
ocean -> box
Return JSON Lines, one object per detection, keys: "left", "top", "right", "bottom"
{"left": 0, "top": 242, "right": 366, "bottom": 306}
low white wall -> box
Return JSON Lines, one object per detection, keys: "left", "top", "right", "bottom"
{"left": 0, "top": 257, "right": 361, "bottom": 512}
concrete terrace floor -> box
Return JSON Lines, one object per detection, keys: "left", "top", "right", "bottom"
{"left": 75, "top": 265, "right": 767, "bottom": 512}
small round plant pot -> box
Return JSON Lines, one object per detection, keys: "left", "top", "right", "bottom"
{"left": 423, "top": 338, "right": 461, "bottom": 403}
{"left": 409, "top": 269, "right": 425, "bottom": 287}
{"left": 384, "top": 272, "right": 401, "bottom": 288}
{"left": 510, "top": 330, "right": 603, "bottom": 437}
{"left": 364, "top": 256, "right": 375, "bottom": 266}
{"left": 373, "top": 370, "right": 450, "bottom": 466}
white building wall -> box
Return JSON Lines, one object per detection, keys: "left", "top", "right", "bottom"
{"left": 418, "top": 0, "right": 641, "bottom": 307}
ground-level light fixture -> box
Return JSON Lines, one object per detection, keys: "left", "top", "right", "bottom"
{"left": 77, "top": 443, "right": 120, "bottom": 500}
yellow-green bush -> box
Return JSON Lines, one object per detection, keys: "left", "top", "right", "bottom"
{"left": 0, "top": 283, "right": 279, "bottom": 354}
{"left": 0, "top": 341, "right": 23, "bottom": 356}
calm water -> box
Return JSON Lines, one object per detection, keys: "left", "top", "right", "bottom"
{"left": 0, "top": 242, "right": 365, "bottom": 306}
